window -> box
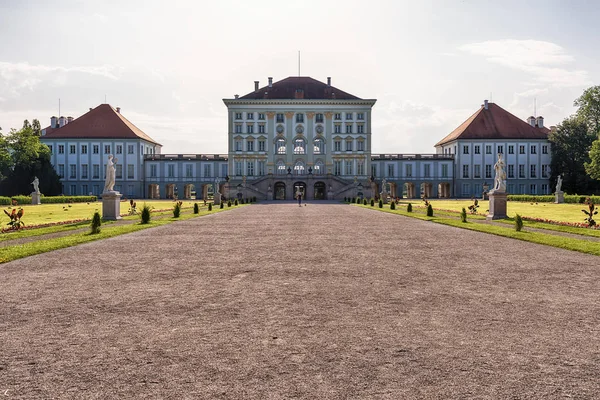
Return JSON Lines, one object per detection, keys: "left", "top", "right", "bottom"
{"left": 69, "top": 164, "right": 76, "bottom": 179}
{"left": 104, "top": 145, "right": 111, "bottom": 154}
{"left": 334, "top": 140, "right": 341, "bottom": 152}
{"left": 423, "top": 164, "right": 430, "bottom": 178}
{"left": 203, "top": 164, "right": 211, "bottom": 177}
{"left": 185, "top": 164, "right": 193, "bottom": 178}
{"left": 485, "top": 145, "right": 492, "bottom": 154}
{"left": 70, "top": 185, "right": 76, "bottom": 196}
{"left": 247, "top": 162, "right": 254, "bottom": 176}
{"left": 235, "top": 140, "right": 242, "bottom": 151}
{"left": 334, "top": 161, "right": 341, "bottom": 175}
{"left": 405, "top": 164, "right": 412, "bottom": 178}
{"left": 508, "top": 145, "right": 514, "bottom": 154}
{"left": 293, "top": 138, "right": 306, "bottom": 154}
{"left": 258, "top": 161, "right": 265, "bottom": 176}
{"left": 93, "top": 164, "right": 100, "bottom": 179}
{"left": 357, "top": 125, "right": 364, "bottom": 134}
{"left": 235, "top": 125, "right": 242, "bottom": 133}
{"left": 508, "top": 165, "right": 514, "bottom": 178}
{"left": 247, "top": 140, "right": 254, "bottom": 152}
{"left": 277, "top": 160, "right": 286, "bottom": 175}
{"left": 474, "top": 145, "right": 480, "bottom": 154}
{"left": 58, "top": 145, "right": 65, "bottom": 154}
{"left": 247, "top": 125, "right": 253, "bottom": 134}
{"left": 541, "top": 184, "right": 548, "bottom": 194}
{"left": 334, "top": 113, "right": 341, "bottom": 120}
{"left": 441, "top": 164, "right": 448, "bottom": 178}
{"left": 345, "top": 113, "right": 353, "bottom": 120}
{"left": 530, "top": 184, "right": 537, "bottom": 194}
{"left": 235, "top": 162, "right": 242, "bottom": 176}
{"left": 258, "top": 113, "right": 265, "bottom": 120}
{"left": 58, "top": 164, "right": 65, "bottom": 178}
{"left": 462, "top": 184, "right": 471, "bottom": 197}
{"left": 296, "top": 113, "right": 304, "bottom": 123}
{"left": 116, "top": 145, "right": 122, "bottom": 154}
{"left": 128, "top": 145, "right": 134, "bottom": 154}
{"left": 463, "top": 145, "right": 469, "bottom": 154}
{"left": 542, "top": 145, "right": 548, "bottom": 154}
{"left": 258, "top": 140, "right": 265, "bottom": 151}
{"left": 345, "top": 161, "right": 353, "bottom": 175}
{"left": 81, "top": 164, "right": 88, "bottom": 179}
{"left": 235, "top": 112, "right": 242, "bottom": 119}
{"left": 93, "top": 145, "right": 99, "bottom": 154}
{"left": 497, "top": 145, "right": 503, "bottom": 154}
{"left": 530, "top": 145, "right": 537, "bottom": 154}
{"left": 315, "top": 113, "right": 324, "bottom": 123}
{"left": 258, "top": 125, "right": 265, "bottom": 134}
{"left": 276, "top": 113, "right": 284, "bottom": 123}
{"left": 82, "top": 185, "right": 88, "bottom": 196}
{"left": 48, "top": 145, "right": 53, "bottom": 153}
{"left": 346, "top": 141, "right": 352, "bottom": 152}
{"left": 357, "top": 141, "right": 364, "bottom": 151}
{"left": 150, "top": 164, "right": 157, "bottom": 178}
{"left": 357, "top": 113, "right": 364, "bottom": 120}
{"left": 334, "top": 125, "right": 342, "bottom": 134}
{"left": 128, "top": 164, "right": 135, "bottom": 179}
{"left": 485, "top": 164, "right": 492, "bottom": 179}
{"left": 276, "top": 139, "right": 286, "bottom": 154}
{"left": 314, "top": 138, "right": 324, "bottom": 154}
{"left": 69, "top": 145, "right": 75, "bottom": 154}
{"left": 519, "top": 184, "right": 525, "bottom": 195}
{"left": 294, "top": 160, "right": 305, "bottom": 175}
{"left": 315, "top": 161, "right": 324, "bottom": 175}
{"left": 519, "top": 164, "right": 525, "bottom": 178}
{"left": 519, "top": 145, "right": 525, "bottom": 154}
{"left": 371, "top": 164, "right": 378, "bottom": 178}
{"left": 246, "top": 112, "right": 254, "bottom": 120}
{"left": 345, "top": 125, "right": 352, "bottom": 134}
{"left": 542, "top": 165, "right": 549, "bottom": 178}
{"left": 530, "top": 165, "right": 536, "bottom": 178}
{"left": 462, "top": 165, "right": 469, "bottom": 178}
{"left": 116, "top": 165, "right": 122, "bottom": 179}
{"left": 387, "top": 164, "right": 394, "bottom": 177}
{"left": 168, "top": 164, "right": 175, "bottom": 178}
{"left": 81, "top": 145, "right": 87, "bottom": 154}
{"left": 474, "top": 165, "right": 481, "bottom": 178}
{"left": 357, "top": 161, "right": 364, "bottom": 175}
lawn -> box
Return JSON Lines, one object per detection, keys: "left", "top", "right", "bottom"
{"left": 402, "top": 199, "right": 591, "bottom": 224}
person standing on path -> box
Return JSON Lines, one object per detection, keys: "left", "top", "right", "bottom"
{"left": 296, "top": 190, "right": 302, "bottom": 207}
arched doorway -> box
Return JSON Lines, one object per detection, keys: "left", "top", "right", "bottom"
{"left": 165, "top": 184, "right": 175, "bottom": 199}
{"left": 420, "top": 182, "right": 432, "bottom": 199}
{"left": 314, "top": 181, "right": 326, "bottom": 200}
{"left": 403, "top": 182, "right": 416, "bottom": 198}
{"left": 293, "top": 181, "right": 306, "bottom": 199}
{"left": 274, "top": 182, "right": 286, "bottom": 200}
{"left": 202, "top": 184, "right": 214, "bottom": 200}
{"left": 438, "top": 182, "right": 451, "bottom": 198}
{"left": 184, "top": 184, "right": 195, "bottom": 199}
{"left": 148, "top": 184, "right": 159, "bottom": 199}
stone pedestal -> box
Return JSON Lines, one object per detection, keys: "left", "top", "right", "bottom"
{"left": 214, "top": 192, "right": 222, "bottom": 205}
{"left": 101, "top": 191, "right": 122, "bottom": 220}
{"left": 327, "top": 190, "right": 333, "bottom": 200}
{"left": 555, "top": 191, "right": 564, "bottom": 204}
{"left": 31, "top": 192, "right": 41, "bottom": 205}
{"left": 267, "top": 189, "right": 273, "bottom": 201}
{"left": 486, "top": 191, "right": 508, "bottom": 220}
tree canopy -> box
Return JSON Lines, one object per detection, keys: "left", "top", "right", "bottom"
{"left": 575, "top": 85, "right": 600, "bottom": 137}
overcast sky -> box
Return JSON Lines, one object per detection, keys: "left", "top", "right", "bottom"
{"left": 1, "top": 0, "right": 598, "bottom": 154}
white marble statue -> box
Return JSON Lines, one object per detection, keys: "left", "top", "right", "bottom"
{"left": 381, "top": 178, "right": 387, "bottom": 193}
{"left": 31, "top": 176, "right": 40, "bottom": 194}
{"left": 103, "top": 155, "right": 117, "bottom": 192}
{"left": 556, "top": 174, "right": 563, "bottom": 192}
{"left": 492, "top": 153, "right": 506, "bottom": 192}
{"left": 214, "top": 177, "right": 221, "bottom": 194}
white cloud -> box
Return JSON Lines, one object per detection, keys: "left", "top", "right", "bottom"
{"left": 459, "top": 39, "right": 592, "bottom": 88}
{"left": 509, "top": 87, "right": 549, "bottom": 108}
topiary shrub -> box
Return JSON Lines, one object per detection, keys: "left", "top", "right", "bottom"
{"left": 390, "top": 202, "right": 396, "bottom": 210}
{"left": 208, "top": 203, "right": 212, "bottom": 211}
{"left": 173, "top": 202, "right": 181, "bottom": 218}
{"left": 461, "top": 207, "right": 467, "bottom": 223}
{"left": 193, "top": 203, "right": 199, "bottom": 214}
{"left": 220, "top": 202, "right": 224, "bottom": 209}
{"left": 234, "top": 199, "right": 239, "bottom": 206}
{"left": 407, "top": 203, "right": 413, "bottom": 212}
{"left": 363, "top": 199, "right": 367, "bottom": 205}
{"left": 515, "top": 214, "right": 523, "bottom": 231}
{"left": 227, "top": 200, "right": 232, "bottom": 207}
{"left": 90, "top": 211, "right": 101, "bottom": 234}
{"left": 378, "top": 199, "right": 383, "bottom": 208}
{"left": 426, "top": 204, "right": 433, "bottom": 217}
{"left": 140, "top": 203, "right": 152, "bottom": 224}
{"left": 370, "top": 199, "right": 375, "bottom": 207}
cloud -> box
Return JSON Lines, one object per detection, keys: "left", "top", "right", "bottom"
{"left": 459, "top": 39, "right": 592, "bottom": 87}
{"left": 509, "top": 87, "right": 549, "bottom": 108}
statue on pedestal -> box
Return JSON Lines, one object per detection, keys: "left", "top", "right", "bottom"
{"left": 491, "top": 153, "right": 506, "bottom": 193}
{"left": 103, "top": 155, "right": 118, "bottom": 193}
{"left": 556, "top": 174, "right": 563, "bottom": 192}
{"left": 31, "top": 176, "right": 40, "bottom": 194}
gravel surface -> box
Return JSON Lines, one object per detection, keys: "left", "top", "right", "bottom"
{"left": 1, "top": 202, "right": 600, "bottom": 399}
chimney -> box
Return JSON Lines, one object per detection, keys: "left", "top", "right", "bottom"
{"left": 234, "top": 94, "right": 239, "bottom": 99}
{"left": 116, "top": 107, "right": 121, "bottom": 114}
{"left": 536, "top": 116, "right": 544, "bottom": 128}
{"left": 254, "top": 81, "right": 259, "bottom": 92}
{"left": 50, "top": 116, "right": 58, "bottom": 128}
{"left": 67, "top": 116, "right": 73, "bottom": 123}
{"left": 89, "top": 107, "right": 93, "bottom": 111}
{"left": 327, "top": 77, "right": 331, "bottom": 86}
{"left": 58, "top": 116, "right": 66, "bottom": 128}
{"left": 268, "top": 77, "right": 273, "bottom": 88}
{"left": 527, "top": 116, "right": 536, "bottom": 127}
{"left": 484, "top": 99, "right": 489, "bottom": 110}
{"left": 295, "top": 89, "right": 304, "bottom": 99}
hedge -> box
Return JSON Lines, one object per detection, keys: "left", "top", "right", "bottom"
{"left": 0, "top": 195, "right": 97, "bottom": 205}
{"left": 507, "top": 194, "right": 600, "bottom": 204}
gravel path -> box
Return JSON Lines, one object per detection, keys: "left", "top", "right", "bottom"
{"left": 1, "top": 202, "right": 599, "bottom": 399}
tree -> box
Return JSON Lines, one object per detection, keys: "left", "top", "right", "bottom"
{"left": 574, "top": 85, "right": 600, "bottom": 137}
{"left": 586, "top": 139, "right": 600, "bottom": 181}
{"left": 549, "top": 116, "right": 599, "bottom": 194}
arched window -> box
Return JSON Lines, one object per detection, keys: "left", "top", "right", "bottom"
{"left": 293, "top": 138, "right": 306, "bottom": 155}
{"left": 294, "top": 160, "right": 306, "bottom": 175}
{"left": 276, "top": 138, "right": 286, "bottom": 154}
{"left": 276, "top": 160, "right": 286, "bottom": 175}
{"left": 314, "top": 138, "right": 324, "bottom": 154}
{"left": 314, "top": 160, "right": 324, "bottom": 175}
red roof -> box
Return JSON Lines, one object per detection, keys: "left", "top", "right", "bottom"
{"left": 42, "top": 104, "right": 161, "bottom": 146}
{"left": 435, "top": 103, "right": 550, "bottom": 146}
{"left": 239, "top": 77, "right": 361, "bottom": 100}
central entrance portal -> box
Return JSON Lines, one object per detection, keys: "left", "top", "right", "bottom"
{"left": 314, "top": 181, "right": 326, "bottom": 200}
{"left": 274, "top": 182, "right": 286, "bottom": 200}
{"left": 293, "top": 181, "right": 306, "bottom": 199}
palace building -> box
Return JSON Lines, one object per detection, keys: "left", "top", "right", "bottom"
{"left": 40, "top": 76, "right": 552, "bottom": 200}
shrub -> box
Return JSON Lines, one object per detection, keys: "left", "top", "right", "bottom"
{"left": 426, "top": 204, "right": 433, "bottom": 217}
{"left": 0, "top": 195, "right": 97, "bottom": 205}
{"left": 208, "top": 203, "right": 212, "bottom": 211}
{"left": 90, "top": 211, "right": 101, "bottom": 234}
{"left": 363, "top": 199, "right": 367, "bottom": 205}
{"left": 407, "top": 203, "right": 413, "bottom": 212}
{"left": 173, "top": 202, "right": 181, "bottom": 218}
{"left": 506, "top": 194, "right": 600, "bottom": 204}
{"left": 390, "top": 202, "right": 396, "bottom": 210}
{"left": 4, "top": 208, "right": 25, "bottom": 230}
{"left": 235, "top": 199, "right": 239, "bottom": 206}
{"left": 220, "top": 202, "right": 224, "bottom": 209}
{"left": 193, "top": 203, "right": 199, "bottom": 214}
{"left": 344, "top": 197, "right": 347, "bottom": 202}
{"left": 468, "top": 198, "right": 480, "bottom": 214}
{"left": 515, "top": 214, "right": 523, "bottom": 231}
{"left": 460, "top": 207, "right": 467, "bottom": 223}
{"left": 370, "top": 199, "right": 375, "bottom": 207}
{"left": 378, "top": 199, "right": 383, "bottom": 208}
{"left": 227, "top": 200, "right": 232, "bottom": 207}
{"left": 140, "top": 203, "right": 152, "bottom": 224}
{"left": 582, "top": 198, "right": 598, "bottom": 227}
